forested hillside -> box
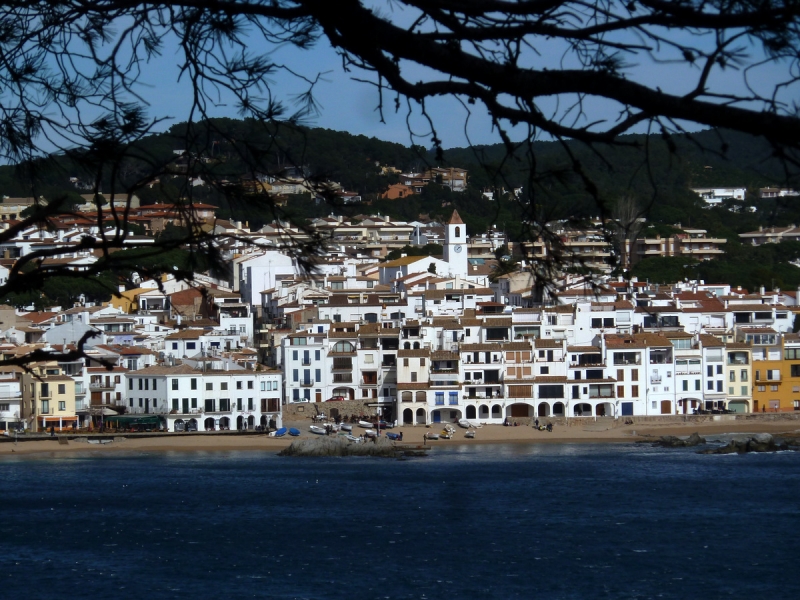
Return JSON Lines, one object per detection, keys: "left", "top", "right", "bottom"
{"left": 1, "top": 120, "right": 799, "bottom": 242}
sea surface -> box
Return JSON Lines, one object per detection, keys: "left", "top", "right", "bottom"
{"left": 1, "top": 442, "right": 799, "bottom": 599}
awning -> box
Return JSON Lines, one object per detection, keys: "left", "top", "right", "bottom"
{"left": 104, "top": 415, "right": 165, "bottom": 427}
{"left": 41, "top": 416, "right": 77, "bottom": 422}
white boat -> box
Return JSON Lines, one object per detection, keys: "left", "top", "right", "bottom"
{"left": 464, "top": 430, "right": 476, "bottom": 439}
{"left": 309, "top": 425, "right": 326, "bottom": 435}
{"left": 458, "top": 419, "right": 481, "bottom": 428}
{"left": 358, "top": 420, "right": 374, "bottom": 428}
{"left": 425, "top": 432, "right": 439, "bottom": 440}
{"left": 364, "top": 429, "right": 377, "bottom": 437}
{"left": 340, "top": 424, "right": 353, "bottom": 432}
{"left": 87, "top": 439, "right": 113, "bottom": 445}
{"left": 345, "top": 434, "right": 362, "bottom": 443}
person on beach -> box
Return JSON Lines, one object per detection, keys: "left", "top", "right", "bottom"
{"left": 535, "top": 418, "right": 539, "bottom": 429}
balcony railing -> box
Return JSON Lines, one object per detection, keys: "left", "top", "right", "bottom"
{"left": 300, "top": 379, "right": 314, "bottom": 387}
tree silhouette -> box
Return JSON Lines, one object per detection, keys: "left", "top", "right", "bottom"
{"left": 0, "top": 0, "right": 799, "bottom": 366}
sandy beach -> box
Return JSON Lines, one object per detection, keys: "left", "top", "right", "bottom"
{"left": 2, "top": 417, "right": 800, "bottom": 457}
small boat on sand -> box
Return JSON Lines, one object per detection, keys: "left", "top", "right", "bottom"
{"left": 464, "top": 430, "right": 476, "bottom": 439}
{"left": 458, "top": 419, "right": 480, "bottom": 429}
{"left": 272, "top": 427, "right": 287, "bottom": 437}
{"left": 288, "top": 428, "right": 300, "bottom": 437}
{"left": 358, "top": 421, "right": 374, "bottom": 429}
{"left": 425, "top": 432, "right": 439, "bottom": 440}
{"left": 364, "top": 429, "right": 377, "bottom": 437}
{"left": 339, "top": 424, "right": 353, "bottom": 432}
{"left": 309, "top": 425, "right": 326, "bottom": 435}
{"left": 88, "top": 439, "right": 113, "bottom": 445}
{"left": 345, "top": 434, "right": 362, "bottom": 443}
{"left": 386, "top": 432, "right": 402, "bottom": 441}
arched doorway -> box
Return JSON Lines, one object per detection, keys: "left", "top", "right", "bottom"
{"left": 537, "top": 402, "right": 551, "bottom": 417}
{"left": 595, "top": 402, "right": 613, "bottom": 417}
{"left": 247, "top": 415, "right": 255, "bottom": 428}
{"left": 403, "top": 408, "right": 414, "bottom": 424}
{"left": 506, "top": 403, "right": 531, "bottom": 419}
{"left": 188, "top": 418, "right": 198, "bottom": 431}
{"left": 415, "top": 408, "right": 426, "bottom": 425}
{"left": 237, "top": 415, "right": 245, "bottom": 430}
{"left": 219, "top": 417, "right": 230, "bottom": 430}
{"left": 479, "top": 404, "right": 489, "bottom": 419}
{"left": 574, "top": 403, "right": 592, "bottom": 416}
{"left": 174, "top": 418, "right": 185, "bottom": 432}
{"left": 260, "top": 415, "right": 268, "bottom": 428}
{"left": 491, "top": 404, "right": 502, "bottom": 418}
{"left": 553, "top": 402, "right": 565, "bottom": 416}
{"left": 466, "top": 405, "right": 477, "bottom": 419}
{"left": 333, "top": 387, "right": 354, "bottom": 400}
{"left": 204, "top": 417, "right": 215, "bottom": 431}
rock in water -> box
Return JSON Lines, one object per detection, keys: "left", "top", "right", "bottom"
{"left": 653, "top": 432, "right": 706, "bottom": 448}
{"left": 278, "top": 436, "right": 421, "bottom": 458}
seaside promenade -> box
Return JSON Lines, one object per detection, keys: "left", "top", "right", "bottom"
{"left": 2, "top": 413, "right": 799, "bottom": 456}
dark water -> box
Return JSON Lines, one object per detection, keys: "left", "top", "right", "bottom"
{"left": 1, "top": 443, "right": 799, "bottom": 599}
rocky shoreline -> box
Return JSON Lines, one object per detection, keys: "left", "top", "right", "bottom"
{"left": 647, "top": 431, "right": 800, "bottom": 454}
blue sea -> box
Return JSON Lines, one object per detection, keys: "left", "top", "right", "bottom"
{"left": 1, "top": 442, "right": 799, "bottom": 599}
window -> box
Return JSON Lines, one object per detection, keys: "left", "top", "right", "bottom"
{"left": 221, "top": 382, "right": 228, "bottom": 391}
{"left": 742, "top": 386, "right": 748, "bottom": 396}
{"left": 539, "top": 385, "right": 564, "bottom": 398}
{"left": 248, "top": 398, "right": 254, "bottom": 411}
{"left": 0, "top": 404, "right": 8, "bottom": 411}
{"left": 237, "top": 398, "right": 243, "bottom": 411}
{"left": 404, "top": 358, "right": 409, "bottom": 367}
{"left": 717, "top": 381, "right": 723, "bottom": 393}
{"left": 315, "top": 350, "right": 321, "bottom": 360}
{"left": 152, "top": 379, "right": 157, "bottom": 390}
{"left": 771, "top": 385, "right": 779, "bottom": 392}
{"left": 631, "top": 370, "right": 638, "bottom": 382}
{"left": 144, "top": 379, "right": 149, "bottom": 391}
{"left": 741, "top": 370, "right": 748, "bottom": 382}
{"left": 757, "top": 385, "right": 766, "bottom": 392}
{"left": 707, "top": 365, "right": 713, "bottom": 377}
{"left": 631, "top": 385, "right": 639, "bottom": 397}
{"left": 411, "top": 372, "right": 417, "bottom": 382}
{"left": 138, "top": 379, "right": 143, "bottom": 390}
{"left": 617, "top": 385, "right": 624, "bottom": 398}
{"left": 58, "top": 401, "right": 65, "bottom": 411}
{"left": 695, "top": 379, "right": 701, "bottom": 391}
{"left": 58, "top": 384, "right": 66, "bottom": 394}
{"left": 420, "top": 358, "right": 426, "bottom": 366}
{"left": 247, "top": 381, "right": 253, "bottom": 390}
{"left": 172, "top": 342, "right": 178, "bottom": 350}
{"left": 191, "top": 378, "right": 197, "bottom": 390}
{"left": 191, "top": 398, "right": 197, "bottom": 409}
{"left": 260, "top": 381, "right": 266, "bottom": 391}
{"left": 205, "top": 399, "right": 215, "bottom": 412}
{"left": 206, "top": 382, "right": 213, "bottom": 391}
{"left": 717, "top": 365, "right": 723, "bottom": 375}
{"left": 540, "top": 366, "right": 550, "bottom": 375}
{"left": 236, "top": 381, "right": 243, "bottom": 390}
{"left": 293, "top": 350, "right": 298, "bottom": 361}
{"left": 707, "top": 380, "right": 714, "bottom": 390}
{"left": 729, "top": 371, "right": 736, "bottom": 382}
{"left": 186, "top": 342, "right": 196, "bottom": 350}
{"left": 172, "top": 379, "right": 179, "bottom": 390}
{"left": 129, "top": 379, "right": 134, "bottom": 390}
{"left": 172, "top": 399, "right": 179, "bottom": 411}
{"left": 220, "top": 398, "right": 230, "bottom": 411}
{"left": 682, "top": 380, "right": 688, "bottom": 392}
{"left": 449, "top": 392, "right": 458, "bottom": 405}
{"left": 293, "top": 369, "right": 298, "bottom": 382}
{"left": 617, "top": 369, "right": 624, "bottom": 381}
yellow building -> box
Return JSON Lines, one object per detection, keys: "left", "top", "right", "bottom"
{"left": 751, "top": 332, "right": 800, "bottom": 413}
{"left": 725, "top": 343, "right": 752, "bottom": 413}
{"left": 21, "top": 364, "right": 77, "bottom": 432}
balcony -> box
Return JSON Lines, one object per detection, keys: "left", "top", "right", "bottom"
{"left": 301, "top": 359, "right": 311, "bottom": 366}
{"left": 332, "top": 359, "right": 353, "bottom": 371}
{"left": 300, "top": 379, "right": 315, "bottom": 387}
{"left": 90, "top": 383, "right": 115, "bottom": 391}
{"left": 332, "top": 374, "right": 353, "bottom": 384}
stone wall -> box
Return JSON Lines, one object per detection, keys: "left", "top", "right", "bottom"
{"left": 282, "top": 400, "right": 381, "bottom": 423}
